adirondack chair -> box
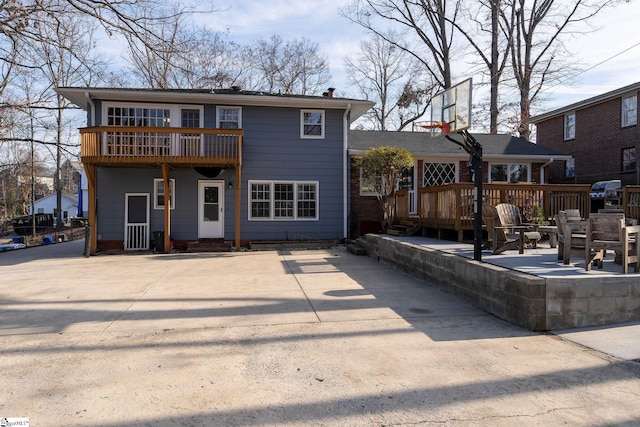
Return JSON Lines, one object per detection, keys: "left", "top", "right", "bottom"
{"left": 555, "top": 210, "right": 587, "bottom": 265}
{"left": 495, "top": 203, "right": 541, "bottom": 248}
{"left": 585, "top": 213, "right": 640, "bottom": 273}
{"left": 482, "top": 204, "right": 539, "bottom": 254}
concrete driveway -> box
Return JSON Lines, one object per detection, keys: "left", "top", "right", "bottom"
{"left": 1, "top": 240, "right": 640, "bottom": 426}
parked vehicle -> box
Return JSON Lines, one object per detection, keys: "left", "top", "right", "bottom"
{"left": 590, "top": 180, "right": 621, "bottom": 199}
{"left": 12, "top": 213, "right": 54, "bottom": 235}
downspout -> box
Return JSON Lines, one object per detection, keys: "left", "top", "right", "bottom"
{"left": 540, "top": 157, "right": 554, "bottom": 184}
{"left": 343, "top": 103, "right": 352, "bottom": 241}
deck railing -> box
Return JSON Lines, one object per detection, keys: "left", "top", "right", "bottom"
{"left": 397, "top": 183, "right": 592, "bottom": 231}
{"left": 80, "top": 126, "right": 243, "bottom": 166}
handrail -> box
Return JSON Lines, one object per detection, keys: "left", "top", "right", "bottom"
{"left": 79, "top": 126, "right": 243, "bottom": 166}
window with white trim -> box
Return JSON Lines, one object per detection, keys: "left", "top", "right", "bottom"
{"left": 249, "top": 181, "right": 319, "bottom": 220}
{"left": 104, "top": 103, "right": 203, "bottom": 128}
{"left": 622, "top": 95, "right": 637, "bottom": 127}
{"left": 107, "top": 107, "right": 171, "bottom": 127}
{"left": 301, "top": 110, "right": 324, "bottom": 138}
{"left": 565, "top": 158, "right": 575, "bottom": 178}
{"left": 564, "top": 112, "right": 575, "bottom": 140}
{"left": 216, "top": 106, "right": 242, "bottom": 129}
{"left": 153, "top": 178, "right": 175, "bottom": 209}
{"left": 490, "top": 163, "right": 530, "bottom": 183}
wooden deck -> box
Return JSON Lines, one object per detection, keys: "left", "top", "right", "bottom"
{"left": 395, "top": 183, "right": 640, "bottom": 240}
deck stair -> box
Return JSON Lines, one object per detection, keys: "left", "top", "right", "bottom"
{"left": 387, "top": 220, "right": 421, "bottom": 236}
{"left": 186, "top": 239, "right": 232, "bottom": 253}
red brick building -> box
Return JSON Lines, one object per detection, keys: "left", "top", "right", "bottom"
{"left": 529, "top": 82, "right": 640, "bottom": 186}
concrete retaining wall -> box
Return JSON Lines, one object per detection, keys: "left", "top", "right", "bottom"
{"left": 546, "top": 277, "right": 640, "bottom": 330}
{"left": 362, "top": 234, "right": 547, "bottom": 331}
{"left": 361, "top": 234, "right": 640, "bottom": 331}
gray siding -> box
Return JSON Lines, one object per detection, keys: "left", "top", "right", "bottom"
{"left": 94, "top": 103, "right": 347, "bottom": 242}
{"left": 240, "top": 106, "right": 345, "bottom": 240}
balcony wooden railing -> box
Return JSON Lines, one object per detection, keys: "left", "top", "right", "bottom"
{"left": 80, "top": 126, "right": 243, "bottom": 167}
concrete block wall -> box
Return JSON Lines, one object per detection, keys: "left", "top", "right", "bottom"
{"left": 546, "top": 277, "right": 640, "bottom": 330}
{"left": 362, "top": 234, "right": 548, "bottom": 331}
{"left": 360, "top": 234, "right": 640, "bottom": 331}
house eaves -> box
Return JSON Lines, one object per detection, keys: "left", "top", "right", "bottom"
{"left": 528, "top": 81, "right": 640, "bottom": 124}
{"left": 56, "top": 87, "right": 375, "bottom": 123}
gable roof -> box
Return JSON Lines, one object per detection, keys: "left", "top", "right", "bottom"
{"left": 56, "top": 87, "right": 375, "bottom": 123}
{"left": 528, "top": 81, "right": 640, "bottom": 124}
{"left": 349, "top": 130, "right": 568, "bottom": 160}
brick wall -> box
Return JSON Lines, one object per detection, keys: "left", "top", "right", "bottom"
{"left": 536, "top": 91, "right": 640, "bottom": 185}
{"left": 349, "top": 158, "right": 383, "bottom": 237}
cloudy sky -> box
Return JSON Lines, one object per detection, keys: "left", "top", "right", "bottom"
{"left": 198, "top": 0, "right": 640, "bottom": 114}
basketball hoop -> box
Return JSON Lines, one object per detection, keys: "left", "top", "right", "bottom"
{"left": 415, "top": 120, "right": 451, "bottom": 134}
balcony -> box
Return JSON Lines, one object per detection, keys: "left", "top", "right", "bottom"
{"left": 80, "top": 126, "right": 243, "bottom": 167}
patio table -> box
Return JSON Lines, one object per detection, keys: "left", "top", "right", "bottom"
{"left": 536, "top": 225, "right": 558, "bottom": 248}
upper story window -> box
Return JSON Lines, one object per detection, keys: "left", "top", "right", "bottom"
{"left": 181, "top": 109, "right": 201, "bottom": 128}
{"left": 107, "top": 107, "right": 171, "bottom": 127}
{"left": 216, "top": 106, "right": 242, "bottom": 129}
{"left": 104, "top": 103, "right": 203, "bottom": 128}
{"left": 622, "top": 94, "right": 637, "bottom": 127}
{"left": 490, "top": 163, "right": 530, "bottom": 183}
{"left": 301, "top": 110, "right": 324, "bottom": 139}
{"left": 564, "top": 112, "right": 575, "bottom": 140}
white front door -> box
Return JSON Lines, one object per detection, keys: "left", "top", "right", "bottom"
{"left": 198, "top": 181, "right": 224, "bottom": 238}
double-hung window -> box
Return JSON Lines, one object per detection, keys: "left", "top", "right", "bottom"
{"left": 622, "top": 94, "right": 637, "bottom": 127}
{"left": 301, "top": 110, "right": 324, "bottom": 139}
{"left": 249, "top": 181, "right": 318, "bottom": 220}
{"left": 564, "top": 112, "right": 576, "bottom": 140}
{"left": 153, "top": 178, "right": 175, "bottom": 209}
{"left": 216, "top": 106, "right": 242, "bottom": 129}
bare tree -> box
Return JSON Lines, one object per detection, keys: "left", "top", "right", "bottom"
{"left": 0, "top": 0, "right": 209, "bottom": 97}
{"left": 510, "top": 0, "right": 620, "bottom": 140}
{"left": 126, "top": 23, "right": 251, "bottom": 90}
{"left": 342, "top": 0, "right": 462, "bottom": 90}
{"left": 345, "top": 33, "right": 413, "bottom": 130}
{"left": 16, "top": 7, "right": 106, "bottom": 228}
{"left": 251, "top": 35, "right": 331, "bottom": 95}
{"left": 445, "top": 0, "right": 516, "bottom": 133}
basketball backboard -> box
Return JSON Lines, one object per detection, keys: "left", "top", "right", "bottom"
{"left": 430, "top": 78, "right": 472, "bottom": 133}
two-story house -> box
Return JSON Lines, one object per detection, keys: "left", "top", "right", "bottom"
{"left": 57, "top": 87, "right": 373, "bottom": 254}
{"left": 529, "top": 81, "right": 640, "bottom": 186}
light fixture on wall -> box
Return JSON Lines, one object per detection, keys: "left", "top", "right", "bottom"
{"left": 228, "top": 182, "right": 233, "bottom": 189}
